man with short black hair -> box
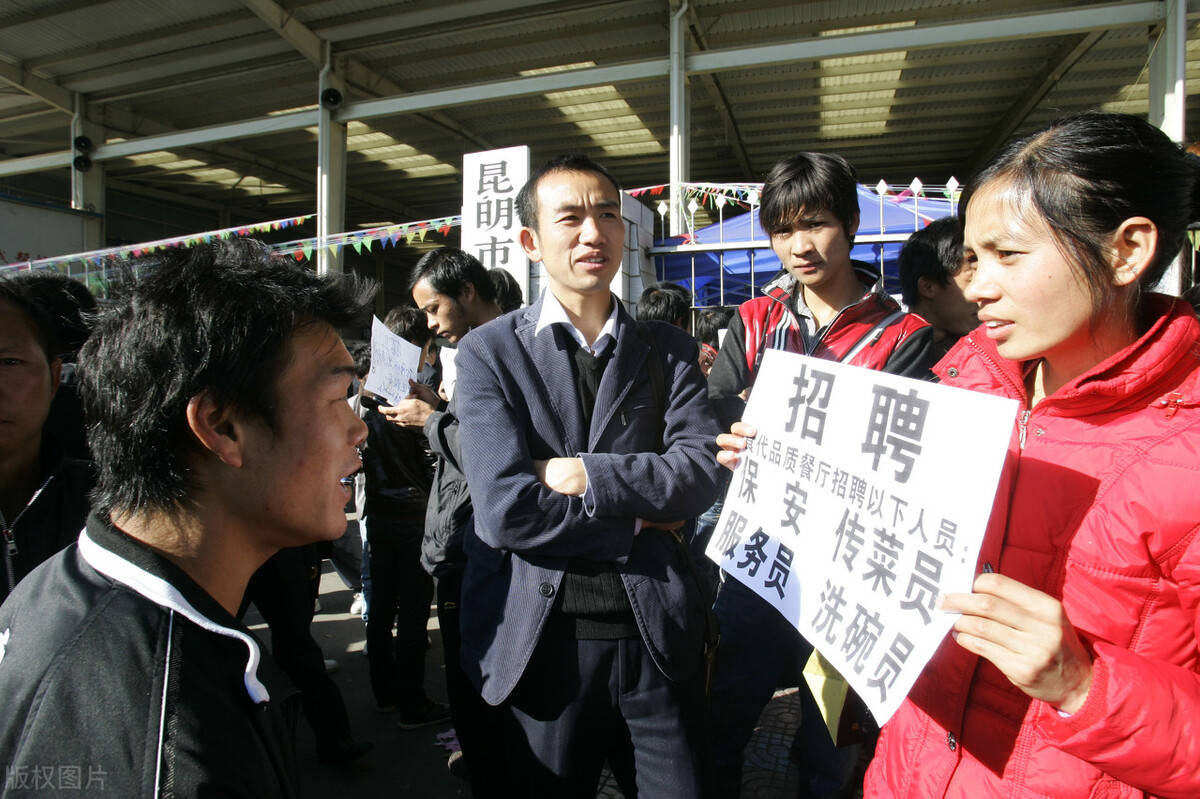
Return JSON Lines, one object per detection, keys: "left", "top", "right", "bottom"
{"left": 0, "top": 240, "right": 372, "bottom": 797}
{"left": 897, "top": 216, "right": 979, "bottom": 357}
{"left": 410, "top": 246, "right": 502, "bottom": 346}
{"left": 489, "top": 267, "right": 525, "bottom": 314}
{"left": 455, "top": 153, "right": 722, "bottom": 796}
{"left": 383, "top": 247, "right": 510, "bottom": 795}
{"left": 0, "top": 277, "right": 92, "bottom": 604}
{"left": 636, "top": 280, "right": 692, "bottom": 330}
{"left": 706, "top": 151, "right": 939, "bottom": 798}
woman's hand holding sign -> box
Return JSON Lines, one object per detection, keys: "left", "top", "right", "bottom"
{"left": 942, "top": 572, "right": 1094, "bottom": 714}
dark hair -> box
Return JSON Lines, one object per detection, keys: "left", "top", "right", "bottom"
{"left": 636, "top": 281, "right": 691, "bottom": 327}
{"left": 516, "top": 153, "right": 622, "bottom": 228}
{"left": 345, "top": 338, "right": 371, "bottom": 379}
{"left": 695, "top": 306, "right": 735, "bottom": 349}
{"left": 0, "top": 277, "right": 60, "bottom": 363}
{"left": 78, "top": 238, "right": 374, "bottom": 517}
{"left": 408, "top": 247, "right": 495, "bottom": 304}
{"left": 963, "top": 111, "right": 1194, "bottom": 318}
{"left": 760, "top": 152, "right": 859, "bottom": 242}
{"left": 8, "top": 272, "right": 96, "bottom": 360}
{"left": 897, "top": 217, "right": 965, "bottom": 309}
{"left": 489, "top": 268, "right": 524, "bottom": 313}
{"left": 383, "top": 305, "right": 433, "bottom": 348}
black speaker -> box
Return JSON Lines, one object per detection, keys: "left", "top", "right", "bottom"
{"left": 320, "top": 88, "right": 343, "bottom": 110}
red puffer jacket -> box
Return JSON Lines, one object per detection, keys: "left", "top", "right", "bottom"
{"left": 865, "top": 295, "right": 1200, "bottom": 799}
{"left": 707, "top": 266, "right": 937, "bottom": 429}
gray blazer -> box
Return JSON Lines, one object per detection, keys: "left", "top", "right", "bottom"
{"left": 454, "top": 295, "right": 723, "bottom": 705}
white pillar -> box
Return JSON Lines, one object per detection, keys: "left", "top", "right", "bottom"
{"left": 1149, "top": 0, "right": 1187, "bottom": 294}
{"left": 668, "top": 1, "right": 689, "bottom": 237}
{"left": 317, "top": 49, "right": 347, "bottom": 275}
{"left": 1149, "top": 0, "right": 1185, "bottom": 143}
{"left": 70, "top": 95, "right": 105, "bottom": 253}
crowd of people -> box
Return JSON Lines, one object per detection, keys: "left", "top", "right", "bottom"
{"left": 1, "top": 109, "right": 1199, "bottom": 799}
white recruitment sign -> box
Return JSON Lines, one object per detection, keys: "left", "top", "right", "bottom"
{"left": 362, "top": 316, "right": 424, "bottom": 405}
{"left": 462, "top": 145, "right": 529, "bottom": 302}
{"left": 706, "top": 349, "right": 1018, "bottom": 723}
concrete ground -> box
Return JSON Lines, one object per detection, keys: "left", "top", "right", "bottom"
{"left": 252, "top": 563, "right": 820, "bottom": 798}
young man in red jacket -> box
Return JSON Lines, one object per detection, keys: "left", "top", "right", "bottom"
{"left": 706, "top": 151, "right": 939, "bottom": 798}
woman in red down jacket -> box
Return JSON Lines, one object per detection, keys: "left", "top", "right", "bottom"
{"left": 869, "top": 113, "right": 1200, "bottom": 797}
{"left": 717, "top": 111, "right": 1200, "bottom": 798}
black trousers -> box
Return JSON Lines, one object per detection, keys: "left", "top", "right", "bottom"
{"left": 504, "top": 619, "right": 712, "bottom": 799}
{"left": 436, "top": 568, "right": 523, "bottom": 798}
{"left": 243, "top": 545, "right": 352, "bottom": 750}
{"left": 365, "top": 518, "right": 434, "bottom": 709}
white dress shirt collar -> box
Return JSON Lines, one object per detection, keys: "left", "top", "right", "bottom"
{"left": 534, "top": 289, "right": 619, "bottom": 355}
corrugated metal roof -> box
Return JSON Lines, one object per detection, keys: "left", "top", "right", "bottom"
{"left": 0, "top": 0, "right": 1195, "bottom": 233}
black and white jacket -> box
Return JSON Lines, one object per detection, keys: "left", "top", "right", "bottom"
{"left": 0, "top": 514, "right": 301, "bottom": 798}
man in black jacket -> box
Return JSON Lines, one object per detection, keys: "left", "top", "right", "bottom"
{"left": 383, "top": 247, "right": 509, "bottom": 794}
{"left": 0, "top": 278, "right": 92, "bottom": 604}
{"left": 0, "top": 240, "right": 371, "bottom": 797}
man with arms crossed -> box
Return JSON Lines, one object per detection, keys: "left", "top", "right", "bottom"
{"left": 0, "top": 240, "right": 370, "bottom": 797}
{"left": 454, "top": 154, "right": 723, "bottom": 797}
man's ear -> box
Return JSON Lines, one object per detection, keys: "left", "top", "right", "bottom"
{"left": 519, "top": 227, "right": 542, "bottom": 263}
{"left": 917, "top": 276, "right": 939, "bottom": 300}
{"left": 185, "top": 392, "right": 247, "bottom": 469}
{"left": 845, "top": 212, "right": 860, "bottom": 240}
{"left": 48, "top": 357, "right": 62, "bottom": 397}
{"left": 460, "top": 281, "right": 476, "bottom": 305}
{"left": 1111, "top": 216, "right": 1159, "bottom": 287}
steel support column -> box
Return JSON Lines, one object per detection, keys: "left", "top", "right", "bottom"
{"left": 1150, "top": 0, "right": 1187, "bottom": 293}
{"left": 70, "top": 95, "right": 105, "bottom": 253}
{"left": 668, "top": 0, "right": 689, "bottom": 237}
{"left": 317, "top": 49, "right": 347, "bottom": 276}
{"left": 1150, "top": 0, "right": 1186, "bottom": 140}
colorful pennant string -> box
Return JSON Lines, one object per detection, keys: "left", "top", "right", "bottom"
{"left": 0, "top": 213, "right": 316, "bottom": 275}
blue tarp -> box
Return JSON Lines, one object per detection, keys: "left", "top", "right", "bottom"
{"left": 656, "top": 185, "right": 956, "bottom": 307}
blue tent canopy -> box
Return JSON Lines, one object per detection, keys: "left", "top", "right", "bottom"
{"left": 655, "top": 185, "right": 956, "bottom": 307}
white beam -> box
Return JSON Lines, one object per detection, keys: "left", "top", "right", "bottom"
{"left": 0, "top": 149, "right": 71, "bottom": 175}
{"left": 0, "top": 58, "right": 73, "bottom": 114}
{"left": 686, "top": 1, "right": 1162, "bottom": 75}
{"left": 238, "top": 0, "right": 493, "bottom": 151}
{"left": 966, "top": 31, "right": 1104, "bottom": 173}
{"left": 63, "top": 37, "right": 296, "bottom": 96}
{"left": 238, "top": 0, "right": 323, "bottom": 65}
{"left": 91, "top": 111, "right": 320, "bottom": 161}
{"left": 317, "top": 0, "right": 569, "bottom": 42}
{"left": 341, "top": 59, "right": 670, "bottom": 123}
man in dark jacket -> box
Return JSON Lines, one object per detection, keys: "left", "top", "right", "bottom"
{"left": 706, "top": 152, "right": 939, "bottom": 799}
{"left": 0, "top": 240, "right": 371, "bottom": 797}
{"left": 896, "top": 215, "right": 979, "bottom": 360}
{"left": 0, "top": 278, "right": 92, "bottom": 604}
{"left": 455, "top": 154, "right": 722, "bottom": 796}
{"left": 382, "top": 247, "right": 508, "bottom": 794}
